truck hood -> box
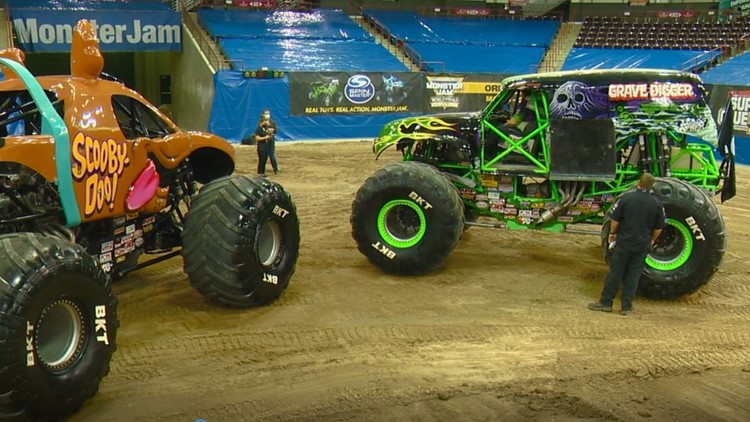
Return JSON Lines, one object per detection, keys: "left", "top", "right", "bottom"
{"left": 374, "top": 112, "right": 481, "bottom": 156}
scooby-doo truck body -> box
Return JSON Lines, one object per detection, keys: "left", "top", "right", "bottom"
{"left": 0, "top": 20, "right": 299, "bottom": 420}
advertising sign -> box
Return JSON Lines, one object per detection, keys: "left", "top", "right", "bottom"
{"left": 720, "top": 0, "right": 750, "bottom": 16}
{"left": 709, "top": 84, "right": 750, "bottom": 135}
{"left": 289, "top": 72, "right": 422, "bottom": 116}
{"left": 11, "top": 10, "right": 181, "bottom": 52}
{"left": 423, "top": 73, "right": 507, "bottom": 113}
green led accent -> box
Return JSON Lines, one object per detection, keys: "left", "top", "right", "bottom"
{"left": 377, "top": 199, "right": 426, "bottom": 248}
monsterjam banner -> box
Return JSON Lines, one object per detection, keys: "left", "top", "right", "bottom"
{"left": 289, "top": 72, "right": 422, "bottom": 116}
{"left": 10, "top": 9, "right": 181, "bottom": 52}
{"left": 423, "top": 73, "right": 509, "bottom": 113}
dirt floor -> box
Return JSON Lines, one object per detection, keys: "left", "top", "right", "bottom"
{"left": 71, "top": 141, "right": 750, "bottom": 421}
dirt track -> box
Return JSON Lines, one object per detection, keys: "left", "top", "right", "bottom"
{"left": 72, "top": 141, "right": 750, "bottom": 421}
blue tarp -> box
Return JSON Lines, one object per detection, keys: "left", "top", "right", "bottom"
{"left": 562, "top": 48, "right": 721, "bottom": 71}
{"left": 414, "top": 44, "right": 545, "bottom": 73}
{"left": 702, "top": 51, "right": 750, "bottom": 85}
{"left": 219, "top": 38, "right": 407, "bottom": 72}
{"left": 198, "top": 8, "right": 371, "bottom": 41}
{"left": 208, "top": 70, "right": 415, "bottom": 142}
{"left": 200, "top": 9, "right": 406, "bottom": 72}
{"left": 365, "top": 11, "right": 559, "bottom": 47}
{"left": 363, "top": 11, "right": 557, "bottom": 74}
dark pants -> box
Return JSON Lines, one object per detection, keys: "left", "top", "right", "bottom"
{"left": 600, "top": 247, "right": 649, "bottom": 310}
{"left": 257, "top": 141, "right": 271, "bottom": 175}
{"left": 268, "top": 141, "right": 278, "bottom": 173}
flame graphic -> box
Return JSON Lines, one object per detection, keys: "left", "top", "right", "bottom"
{"left": 374, "top": 117, "right": 459, "bottom": 155}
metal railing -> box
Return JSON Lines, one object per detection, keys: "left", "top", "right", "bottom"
{"left": 177, "top": 0, "right": 233, "bottom": 70}
{"left": 534, "top": 21, "right": 571, "bottom": 73}
{"left": 685, "top": 33, "right": 750, "bottom": 74}
{"left": 359, "top": 12, "right": 423, "bottom": 72}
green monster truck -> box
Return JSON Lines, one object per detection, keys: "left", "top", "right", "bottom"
{"left": 0, "top": 20, "right": 300, "bottom": 420}
{"left": 351, "top": 69, "right": 735, "bottom": 300}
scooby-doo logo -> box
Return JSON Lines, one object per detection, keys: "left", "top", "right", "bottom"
{"left": 71, "top": 132, "right": 130, "bottom": 217}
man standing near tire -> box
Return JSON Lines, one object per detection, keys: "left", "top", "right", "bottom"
{"left": 589, "top": 173, "right": 666, "bottom": 315}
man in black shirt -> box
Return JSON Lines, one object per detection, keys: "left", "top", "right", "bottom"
{"left": 255, "top": 109, "right": 277, "bottom": 177}
{"left": 589, "top": 173, "right": 666, "bottom": 315}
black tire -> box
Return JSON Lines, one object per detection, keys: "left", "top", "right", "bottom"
{"left": 182, "top": 175, "right": 300, "bottom": 307}
{"left": 351, "top": 161, "right": 464, "bottom": 275}
{"left": 601, "top": 178, "right": 726, "bottom": 299}
{"left": 0, "top": 232, "right": 118, "bottom": 420}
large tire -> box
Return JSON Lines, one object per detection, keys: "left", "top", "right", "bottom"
{"left": 0, "top": 233, "right": 118, "bottom": 420}
{"left": 182, "top": 175, "right": 300, "bottom": 307}
{"left": 351, "top": 161, "right": 464, "bottom": 275}
{"left": 601, "top": 178, "right": 726, "bottom": 299}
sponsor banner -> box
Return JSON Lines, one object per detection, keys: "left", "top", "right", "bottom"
{"left": 423, "top": 73, "right": 507, "bottom": 113}
{"left": 289, "top": 72, "right": 422, "bottom": 116}
{"left": 235, "top": 0, "right": 277, "bottom": 7}
{"left": 655, "top": 10, "right": 698, "bottom": 19}
{"left": 454, "top": 8, "right": 492, "bottom": 16}
{"left": 10, "top": 9, "right": 181, "bottom": 52}
{"left": 708, "top": 84, "right": 750, "bottom": 135}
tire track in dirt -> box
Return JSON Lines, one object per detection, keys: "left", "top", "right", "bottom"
{"left": 108, "top": 321, "right": 750, "bottom": 381}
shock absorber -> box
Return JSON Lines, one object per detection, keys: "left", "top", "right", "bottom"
{"left": 660, "top": 133, "right": 672, "bottom": 177}
{"left": 638, "top": 134, "right": 651, "bottom": 173}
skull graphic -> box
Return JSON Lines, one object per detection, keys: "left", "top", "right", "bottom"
{"left": 550, "top": 81, "right": 610, "bottom": 120}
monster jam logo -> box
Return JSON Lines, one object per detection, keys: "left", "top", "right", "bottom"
{"left": 72, "top": 133, "right": 130, "bottom": 217}
{"left": 426, "top": 76, "right": 463, "bottom": 109}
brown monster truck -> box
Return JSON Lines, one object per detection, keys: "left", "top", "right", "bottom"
{"left": 0, "top": 20, "right": 300, "bottom": 420}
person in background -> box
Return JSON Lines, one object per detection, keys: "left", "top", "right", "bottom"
{"left": 588, "top": 172, "right": 666, "bottom": 316}
{"left": 255, "top": 109, "right": 278, "bottom": 177}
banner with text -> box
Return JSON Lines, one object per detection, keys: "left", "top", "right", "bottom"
{"left": 10, "top": 9, "right": 181, "bottom": 52}
{"left": 289, "top": 72, "right": 422, "bottom": 116}
{"left": 720, "top": 0, "right": 750, "bottom": 16}
{"left": 707, "top": 84, "right": 750, "bottom": 135}
{"left": 423, "top": 73, "right": 508, "bottom": 113}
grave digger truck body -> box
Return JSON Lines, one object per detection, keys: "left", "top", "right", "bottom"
{"left": 0, "top": 20, "right": 299, "bottom": 420}
{"left": 352, "top": 68, "right": 735, "bottom": 300}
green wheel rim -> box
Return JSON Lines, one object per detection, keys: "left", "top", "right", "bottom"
{"left": 646, "top": 218, "right": 693, "bottom": 271}
{"left": 377, "top": 199, "right": 427, "bottom": 248}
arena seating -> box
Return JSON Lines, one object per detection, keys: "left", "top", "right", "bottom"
{"left": 363, "top": 11, "right": 559, "bottom": 73}
{"left": 575, "top": 15, "right": 750, "bottom": 50}
{"left": 561, "top": 15, "right": 745, "bottom": 72}
{"left": 198, "top": 9, "right": 408, "bottom": 71}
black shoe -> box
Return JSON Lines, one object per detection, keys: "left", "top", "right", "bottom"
{"left": 587, "top": 302, "right": 613, "bottom": 312}
{"left": 620, "top": 309, "right": 632, "bottom": 316}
